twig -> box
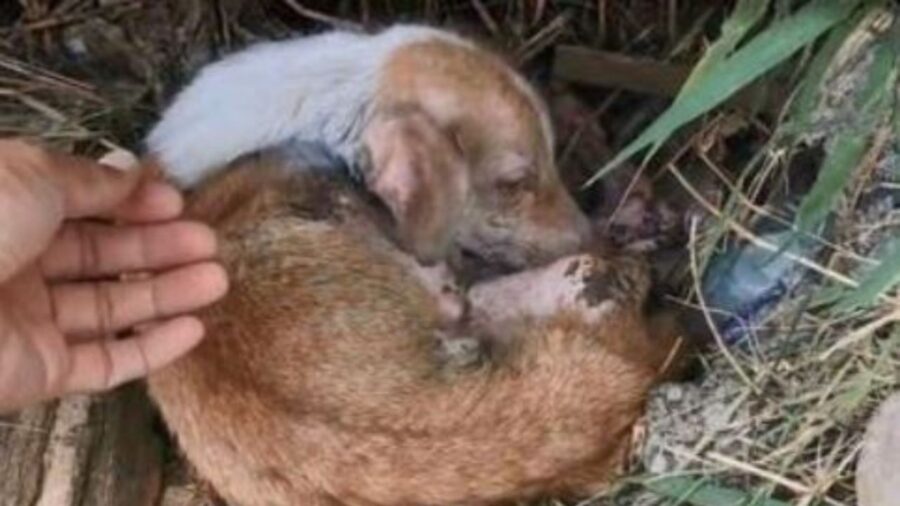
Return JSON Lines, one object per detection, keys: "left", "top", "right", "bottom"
{"left": 48, "top": 0, "right": 88, "bottom": 18}
{"left": 668, "top": 163, "right": 860, "bottom": 289}
{"left": 819, "top": 305, "right": 900, "bottom": 359}
{"left": 706, "top": 452, "right": 812, "bottom": 495}
{"left": 667, "top": 0, "right": 678, "bottom": 42}
{"left": 532, "top": 0, "right": 547, "bottom": 27}
{"left": 657, "top": 334, "right": 686, "bottom": 378}
{"left": 557, "top": 89, "right": 620, "bottom": 168}
{"left": 469, "top": 0, "right": 499, "bottom": 35}
{"left": 515, "top": 12, "right": 568, "bottom": 64}
{"left": 5, "top": 0, "right": 143, "bottom": 33}
{"left": 596, "top": 0, "right": 607, "bottom": 43}
{"left": 604, "top": 161, "right": 648, "bottom": 235}
{"left": 0, "top": 55, "right": 101, "bottom": 103}
{"left": 0, "top": 88, "right": 121, "bottom": 150}
{"left": 697, "top": 149, "right": 876, "bottom": 268}
{"left": 360, "top": 0, "right": 370, "bottom": 26}
{"left": 280, "top": 0, "right": 363, "bottom": 32}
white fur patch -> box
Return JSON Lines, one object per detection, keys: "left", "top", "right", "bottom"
{"left": 468, "top": 255, "right": 617, "bottom": 331}
{"left": 146, "top": 25, "right": 466, "bottom": 187}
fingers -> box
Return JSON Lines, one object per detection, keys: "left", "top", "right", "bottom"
{"left": 63, "top": 316, "right": 205, "bottom": 393}
{"left": 0, "top": 140, "right": 192, "bottom": 282}
{"left": 111, "top": 180, "right": 184, "bottom": 223}
{"left": 51, "top": 262, "right": 228, "bottom": 337}
{"left": 41, "top": 220, "right": 217, "bottom": 280}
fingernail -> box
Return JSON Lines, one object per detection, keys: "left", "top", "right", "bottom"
{"left": 98, "top": 148, "right": 140, "bottom": 172}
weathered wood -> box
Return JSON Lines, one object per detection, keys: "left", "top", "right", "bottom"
{"left": 0, "top": 384, "right": 165, "bottom": 506}
{"left": 553, "top": 45, "right": 692, "bottom": 99}
{"left": 0, "top": 402, "right": 55, "bottom": 505}
{"left": 80, "top": 384, "right": 165, "bottom": 506}
{"left": 552, "top": 45, "right": 787, "bottom": 115}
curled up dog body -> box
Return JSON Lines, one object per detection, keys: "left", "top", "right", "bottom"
{"left": 143, "top": 23, "right": 692, "bottom": 506}
{"left": 146, "top": 154, "right": 686, "bottom": 506}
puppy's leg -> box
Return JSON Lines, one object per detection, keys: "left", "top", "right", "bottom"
{"left": 468, "top": 253, "right": 687, "bottom": 376}
{"left": 467, "top": 254, "right": 646, "bottom": 338}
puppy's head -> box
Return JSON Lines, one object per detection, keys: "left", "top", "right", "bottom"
{"left": 362, "top": 38, "right": 591, "bottom": 272}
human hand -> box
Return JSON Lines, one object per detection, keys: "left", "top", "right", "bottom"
{"left": 0, "top": 140, "right": 227, "bottom": 413}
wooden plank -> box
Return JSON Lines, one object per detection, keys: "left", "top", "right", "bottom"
{"left": 80, "top": 385, "right": 165, "bottom": 506}
{"left": 553, "top": 45, "right": 692, "bottom": 98}
{"left": 0, "top": 403, "right": 55, "bottom": 505}
{"left": 0, "top": 384, "right": 165, "bottom": 506}
{"left": 552, "top": 45, "right": 787, "bottom": 115}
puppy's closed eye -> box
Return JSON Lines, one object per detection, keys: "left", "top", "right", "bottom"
{"left": 493, "top": 153, "right": 535, "bottom": 196}
{"left": 447, "top": 127, "right": 467, "bottom": 156}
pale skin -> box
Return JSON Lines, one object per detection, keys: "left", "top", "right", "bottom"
{"left": 0, "top": 139, "right": 228, "bottom": 414}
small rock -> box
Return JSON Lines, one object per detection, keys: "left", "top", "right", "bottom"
{"left": 647, "top": 451, "right": 671, "bottom": 474}
{"left": 665, "top": 385, "right": 684, "bottom": 402}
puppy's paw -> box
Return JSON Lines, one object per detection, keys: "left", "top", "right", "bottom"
{"left": 577, "top": 255, "right": 650, "bottom": 309}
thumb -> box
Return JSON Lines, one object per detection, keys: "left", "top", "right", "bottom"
{"left": 0, "top": 140, "right": 141, "bottom": 281}
{"left": 43, "top": 148, "right": 142, "bottom": 219}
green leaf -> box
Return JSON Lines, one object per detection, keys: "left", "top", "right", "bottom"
{"left": 820, "top": 29, "right": 900, "bottom": 310}
{"left": 634, "top": 0, "right": 770, "bottom": 170}
{"left": 644, "top": 476, "right": 792, "bottom": 506}
{"left": 794, "top": 133, "right": 870, "bottom": 233}
{"left": 794, "top": 22, "right": 900, "bottom": 234}
{"left": 677, "top": 0, "right": 771, "bottom": 95}
{"left": 836, "top": 238, "right": 900, "bottom": 312}
{"left": 587, "top": 0, "right": 864, "bottom": 187}
{"left": 783, "top": 9, "right": 870, "bottom": 134}
{"left": 856, "top": 33, "right": 900, "bottom": 114}
{"left": 830, "top": 368, "right": 876, "bottom": 422}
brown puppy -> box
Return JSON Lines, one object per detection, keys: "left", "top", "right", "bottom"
{"left": 146, "top": 25, "right": 591, "bottom": 270}
{"left": 146, "top": 155, "right": 685, "bottom": 506}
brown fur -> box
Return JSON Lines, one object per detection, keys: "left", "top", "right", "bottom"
{"left": 367, "top": 39, "right": 591, "bottom": 271}
{"left": 147, "top": 157, "right": 684, "bottom": 506}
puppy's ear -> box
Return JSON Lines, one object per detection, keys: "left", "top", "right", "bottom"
{"left": 362, "top": 106, "right": 470, "bottom": 265}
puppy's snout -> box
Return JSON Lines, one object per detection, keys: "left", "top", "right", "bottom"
{"left": 569, "top": 205, "right": 595, "bottom": 248}
{"left": 538, "top": 191, "right": 595, "bottom": 261}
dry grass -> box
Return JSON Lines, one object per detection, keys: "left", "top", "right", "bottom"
{"left": 1, "top": 2, "right": 897, "bottom": 505}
